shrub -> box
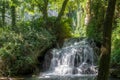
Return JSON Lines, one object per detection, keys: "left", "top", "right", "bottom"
{"left": 55, "top": 18, "right": 72, "bottom": 45}
{"left": 111, "top": 18, "right": 120, "bottom": 65}
{"left": 0, "top": 25, "right": 55, "bottom": 76}
{"left": 111, "top": 49, "right": 120, "bottom": 65}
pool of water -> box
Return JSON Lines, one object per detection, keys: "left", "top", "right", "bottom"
{"left": 25, "top": 75, "right": 96, "bottom": 80}
{"left": 25, "top": 75, "right": 120, "bottom": 80}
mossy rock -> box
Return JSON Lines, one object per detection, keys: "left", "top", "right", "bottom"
{"left": 110, "top": 67, "right": 120, "bottom": 78}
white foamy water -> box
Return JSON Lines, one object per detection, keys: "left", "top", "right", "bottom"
{"left": 40, "top": 38, "right": 98, "bottom": 79}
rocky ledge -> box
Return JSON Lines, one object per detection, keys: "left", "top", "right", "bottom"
{"left": 0, "top": 77, "right": 24, "bottom": 80}
{"left": 110, "top": 64, "right": 120, "bottom": 78}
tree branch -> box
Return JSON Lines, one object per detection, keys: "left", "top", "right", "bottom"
{"left": 55, "top": 0, "right": 69, "bottom": 23}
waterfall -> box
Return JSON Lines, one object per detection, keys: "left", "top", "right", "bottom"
{"left": 41, "top": 38, "right": 98, "bottom": 77}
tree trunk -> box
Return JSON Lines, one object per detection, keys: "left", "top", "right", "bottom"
{"left": 11, "top": 6, "right": 16, "bottom": 27}
{"left": 54, "top": 0, "right": 69, "bottom": 47}
{"left": 97, "top": 0, "right": 116, "bottom": 80}
{"left": 55, "top": 0, "right": 69, "bottom": 23}
{"left": 42, "top": 0, "right": 49, "bottom": 27}
{"left": 43, "top": 0, "right": 48, "bottom": 21}
{"left": 2, "top": 1, "right": 5, "bottom": 26}
{"left": 11, "top": 0, "right": 16, "bottom": 27}
{"left": 85, "top": 0, "right": 91, "bottom": 26}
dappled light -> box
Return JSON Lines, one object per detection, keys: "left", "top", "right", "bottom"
{"left": 0, "top": 0, "right": 119, "bottom": 80}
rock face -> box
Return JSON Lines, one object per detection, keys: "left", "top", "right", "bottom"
{"left": 0, "top": 77, "right": 24, "bottom": 80}
{"left": 110, "top": 64, "right": 120, "bottom": 78}
{"left": 42, "top": 49, "right": 53, "bottom": 71}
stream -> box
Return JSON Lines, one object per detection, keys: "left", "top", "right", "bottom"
{"left": 24, "top": 38, "right": 120, "bottom": 80}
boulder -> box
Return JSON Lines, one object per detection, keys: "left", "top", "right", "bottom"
{"left": 42, "top": 49, "right": 53, "bottom": 71}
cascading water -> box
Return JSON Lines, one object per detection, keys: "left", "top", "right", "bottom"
{"left": 40, "top": 38, "right": 98, "bottom": 80}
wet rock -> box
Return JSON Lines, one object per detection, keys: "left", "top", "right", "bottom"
{"left": 63, "top": 37, "right": 85, "bottom": 47}
{"left": 110, "top": 64, "right": 120, "bottom": 78}
{"left": 110, "top": 68, "right": 120, "bottom": 78}
{"left": 0, "top": 77, "right": 24, "bottom": 80}
{"left": 42, "top": 49, "right": 53, "bottom": 71}
{"left": 41, "top": 37, "right": 99, "bottom": 75}
{"left": 73, "top": 68, "right": 78, "bottom": 74}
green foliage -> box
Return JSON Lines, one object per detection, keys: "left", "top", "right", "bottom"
{"left": 32, "top": 17, "right": 56, "bottom": 30}
{"left": 49, "top": 0, "right": 64, "bottom": 12}
{"left": 67, "top": 0, "right": 87, "bottom": 37}
{"left": 58, "top": 18, "right": 72, "bottom": 38}
{"left": 0, "top": 0, "right": 118, "bottom": 77}
{"left": 111, "top": 19, "right": 120, "bottom": 64}
{"left": 111, "top": 49, "right": 120, "bottom": 64}
{"left": 55, "top": 18, "right": 72, "bottom": 44}
{"left": 86, "top": 0, "right": 105, "bottom": 41}
{"left": 86, "top": 19, "right": 103, "bottom": 42}
{"left": 30, "top": 16, "right": 72, "bottom": 45}
{"left": 0, "top": 24, "right": 55, "bottom": 76}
